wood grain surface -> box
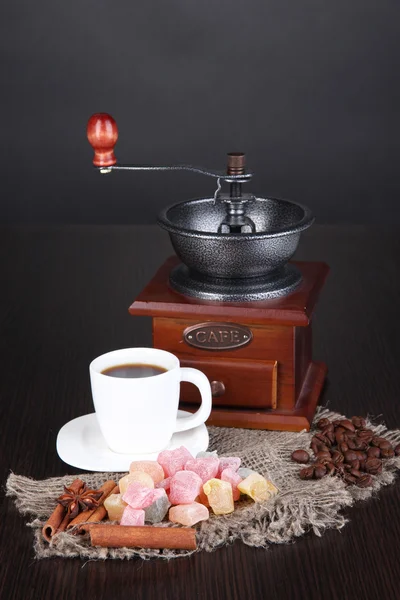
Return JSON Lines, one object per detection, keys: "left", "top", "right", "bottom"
{"left": 0, "top": 224, "right": 399, "bottom": 600}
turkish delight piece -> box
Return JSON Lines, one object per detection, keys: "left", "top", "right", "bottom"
{"left": 169, "top": 502, "right": 209, "bottom": 526}
{"left": 220, "top": 468, "right": 243, "bottom": 501}
{"left": 184, "top": 457, "right": 219, "bottom": 483}
{"left": 157, "top": 446, "right": 193, "bottom": 477}
{"left": 237, "top": 467, "right": 257, "bottom": 479}
{"left": 129, "top": 460, "right": 165, "bottom": 484}
{"left": 196, "top": 488, "right": 210, "bottom": 507}
{"left": 119, "top": 472, "right": 154, "bottom": 494}
{"left": 155, "top": 477, "right": 171, "bottom": 491}
{"left": 237, "top": 473, "right": 279, "bottom": 502}
{"left": 217, "top": 457, "right": 241, "bottom": 476}
{"left": 169, "top": 470, "right": 203, "bottom": 505}
{"left": 122, "top": 482, "right": 156, "bottom": 509}
{"left": 103, "top": 493, "right": 127, "bottom": 522}
{"left": 144, "top": 488, "right": 171, "bottom": 524}
{"left": 120, "top": 506, "right": 145, "bottom": 526}
{"left": 203, "top": 478, "right": 234, "bottom": 515}
{"left": 196, "top": 450, "right": 218, "bottom": 459}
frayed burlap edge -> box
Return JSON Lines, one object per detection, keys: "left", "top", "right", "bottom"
{"left": 6, "top": 407, "right": 400, "bottom": 560}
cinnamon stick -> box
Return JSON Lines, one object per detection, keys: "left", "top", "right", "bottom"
{"left": 87, "top": 525, "right": 197, "bottom": 550}
{"left": 42, "top": 478, "right": 84, "bottom": 542}
{"left": 66, "top": 481, "right": 117, "bottom": 531}
{"left": 56, "top": 512, "right": 70, "bottom": 535}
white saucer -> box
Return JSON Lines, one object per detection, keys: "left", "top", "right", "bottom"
{"left": 56, "top": 411, "right": 209, "bottom": 472}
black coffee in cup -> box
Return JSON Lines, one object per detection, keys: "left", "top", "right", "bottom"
{"left": 101, "top": 363, "right": 167, "bottom": 378}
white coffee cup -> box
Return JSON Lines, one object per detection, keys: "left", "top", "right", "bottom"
{"left": 89, "top": 347, "right": 212, "bottom": 454}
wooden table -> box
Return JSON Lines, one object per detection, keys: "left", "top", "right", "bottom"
{"left": 1, "top": 224, "right": 399, "bottom": 600}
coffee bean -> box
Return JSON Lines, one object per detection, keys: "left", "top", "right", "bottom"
{"left": 367, "top": 446, "right": 381, "bottom": 459}
{"left": 291, "top": 450, "right": 310, "bottom": 464}
{"left": 357, "top": 474, "right": 373, "bottom": 488}
{"left": 314, "top": 464, "right": 327, "bottom": 479}
{"left": 335, "top": 426, "right": 346, "bottom": 435}
{"left": 331, "top": 451, "right": 344, "bottom": 464}
{"left": 300, "top": 466, "right": 314, "bottom": 480}
{"left": 322, "top": 429, "right": 335, "bottom": 444}
{"left": 343, "top": 474, "right": 357, "bottom": 485}
{"left": 378, "top": 439, "right": 393, "bottom": 451}
{"left": 380, "top": 447, "right": 395, "bottom": 459}
{"left": 344, "top": 450, "right": 358, "bottom": 464}
{"left": 349, "top": 459, "right": 360, "bottom": 470}
{"left": 352, "top": 416, "right": 366, "bottom": 429}
{"left": 315, "top": 451, "right": 332, "bottom": 462}
{"left": 317, "top": 418, "right": 331, "bottom": 430}
{"left": 359, "top": 459, "right": 367, "bottom": 471}
{"left": 335, "top": 431, "right": 346, "bottom": 444}
{"left": 315, "top": 432, "right": 332, "bottom": 448}
{"left": 319, "top": 445, "right": 332, "bottom": 453}
{"left": 371, "top": 437, "right": 384, "bottom": 447}
{"left": 325, "top": 462, "right": 337, "bottom": 475}
{"left": 311, "top": 442, "right": 319, "bottom": 455}
{"left": 352, "top": 438, "right": 369, "bottom": 451}
{"left": 346, "top": 438, "right": 357, "bottom": 450}
{"left": 322, "top": 422, "right": 334, "bottom": 433}
{"left": 349, "top": 469, "right": 362, "bottom": 479}
{"left": 354, "top": 451, "right": 367, "bottom": 461}
{"left": 357, "top": 429, "right": 374, "bottom": 443}
{"left": 395, "top": 444, "right": 400, "bottom": 456}
{"left": 339, "top": 419, "right": 356, "bottom": 433}
{"left": 364, "top": 458, "right": 382, "bottom": 475}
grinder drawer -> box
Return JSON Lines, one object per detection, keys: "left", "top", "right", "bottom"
{"left": 180, "top": 357, "right": 277, "bottom": 409}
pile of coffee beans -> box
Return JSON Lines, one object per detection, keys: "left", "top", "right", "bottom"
{"left": 291, "top": 415, "right": 400, "bottom": 487}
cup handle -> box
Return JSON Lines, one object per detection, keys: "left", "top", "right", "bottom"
{"left": 174, "top": 367, "right": 212, "bottom": 432}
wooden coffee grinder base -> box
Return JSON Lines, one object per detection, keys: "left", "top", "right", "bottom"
{"left": 129, "top": 257, "right": 329, "bottom": 432}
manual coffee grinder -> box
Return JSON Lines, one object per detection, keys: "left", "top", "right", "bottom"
{"left": 87, "top": 113, "right": 329, "bottom": 432}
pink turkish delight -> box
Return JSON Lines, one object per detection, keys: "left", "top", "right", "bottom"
{"left": 157, "top": 446, "right": 193, "bottom": 477}
{"left": 122, "top": 482, "right": 156, "bottom": 509}
{"left": 169, "top": 502, "right": 209, "bottom": 526}
{"left": 169, "top": 470, "right": 203, "bottom": 505}
{"left": 129, "top": 460, "right": 165, "bottom": 484}
{"left": 221, "top": 468, "right": 243, "bottom": 501}
{"left": 155, "top": 477, "right": 171, "bottom": 491}
{"left": 120, "top": 506, "right": 145, "bottom": 526}
{"left": 217, "top": 457, "right": 241, "bottom": 476}
{"left": 184, "top": 457, "right": 219, "bottom": 483}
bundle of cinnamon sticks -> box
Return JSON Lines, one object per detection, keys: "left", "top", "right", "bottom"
{"left": 42, "top": 478, "right": 196, "bottom": 551}
{"left": 42, "top": 478, "right": 116, "bottom": 541}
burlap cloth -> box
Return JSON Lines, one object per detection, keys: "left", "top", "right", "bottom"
{"left": 6, "top": 407, "right": 400, "bottom": 560}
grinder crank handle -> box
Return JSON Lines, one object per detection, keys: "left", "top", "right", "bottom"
{"left": 86, "top": 113, "right": 252, "bottom": 181}
{"left": 87, "top": 113, "right": 119, "bottom": 168}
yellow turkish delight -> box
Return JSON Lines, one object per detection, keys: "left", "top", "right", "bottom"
{"left": 118, "top": 472, "right": 154, "bottom": 494}
{"left": 103, "top": 493, "right": 127, "bottom": 521}
{"left": 203, "top": 478, "right": 234, "bottom": 515}
{"left": 237, "top": 473, "right": 278, "bottom": 502}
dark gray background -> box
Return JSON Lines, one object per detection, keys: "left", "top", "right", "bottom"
{"left": 2, "top": 0, "right": 399, "bottom": 224}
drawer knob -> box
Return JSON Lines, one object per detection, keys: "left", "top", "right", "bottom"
{"left": 211, "top": 380, "right": 226, "bottom": 397}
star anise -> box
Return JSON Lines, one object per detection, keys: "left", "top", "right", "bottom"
{"left": 57, "top": 482, "right": 103, "bottom": 520}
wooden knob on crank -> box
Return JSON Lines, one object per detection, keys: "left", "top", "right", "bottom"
{"left": 227, "top": 152, "right": 246, "bottom": 176}
{"left": 211, "top": 381, "right": 226, "bottom": 397}
{"left": 87, "top": 113, "right": 118, "bottom": 167}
